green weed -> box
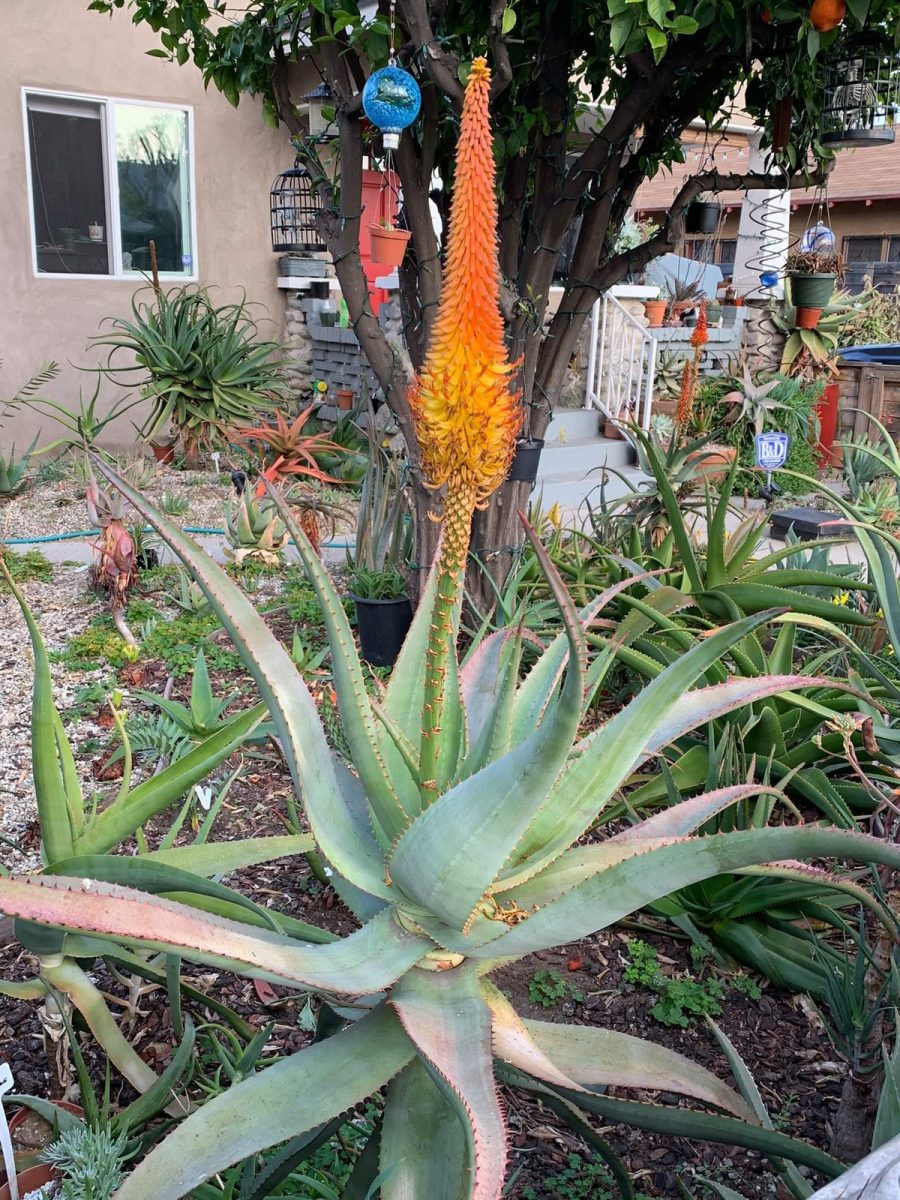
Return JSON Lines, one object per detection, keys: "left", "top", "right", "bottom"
{"left": 522, "top": 1152, "right": 652, "bottom": 1200}
{"left": 0, "top": 549, "right": 53, "bottom": 590}
{"left": 527, "top": 968, "right": 583, "bottom": 1010}
{"left": 623, "top": 939, "right": 758, "bottom": 1028}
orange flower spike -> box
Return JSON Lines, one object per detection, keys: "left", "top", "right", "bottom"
{"left": 409, "top": 56, "right": 521, "bottom": 513}
{"left": 690, "top": 300, "right": 708, "bottom": 349}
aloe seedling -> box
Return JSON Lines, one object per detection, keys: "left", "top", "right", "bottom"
{"left": 223, "top": 490, "right": 287, "bottom": 568}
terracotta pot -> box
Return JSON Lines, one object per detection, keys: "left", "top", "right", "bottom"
{"left": 815, "top": 379, "right": 841, "bottom": 468}
{"left": 795, "top": 306, "right": 822, "bottom": 330}
{"left": 733, "top": 297, "right": 745, "bottom": 307}
{"left": 151, "top": 442, "right": 176, "bottom": 465}
{"left": 686, "top": 445, "right": 737, "bottom": 483}
{"left": 335, "top": 388, "right": 354, "bottom": 411}
{"left": 369, "top": 225, "right": 411, "bottom": 267}
{"left": 603, "top": 420, "right": 626, "bottom": 441}
{"left": 0, "top": 1163, "right": 58, "bottom": 1199}
{"left": 643, "top": 299, "right": 667, "bottom": 327}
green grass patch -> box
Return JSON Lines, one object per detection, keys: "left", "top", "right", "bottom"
{"left": 0, "top": 549, "right": 53, "bottom": 591}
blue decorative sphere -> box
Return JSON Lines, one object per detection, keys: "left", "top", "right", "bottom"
{"left": 363, "top": 65, "right": 421, "bottom": 146}
{"left": 759, "top": 270, "right": 780, "bottom": 288}
{"left": 799, "top": 222, "right": 836, "bottom": 255}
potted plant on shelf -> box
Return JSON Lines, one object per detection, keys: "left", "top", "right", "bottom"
{"left": 642, "top": 288, "right": 668, "bottom": 327}
{"left": 347, "top": 425, "right": 414, "bottom": 667}
{"left": 369, "top": 218, "right": 412, "bottom": 267}
{"left": 685, "top": 194, "right": 721, "bottom": 234}
{"left": 335, "top": 384, "right": 354, "bottom": 411}
{"left": 786, "top": 247, "right": 843, "bottom": 329}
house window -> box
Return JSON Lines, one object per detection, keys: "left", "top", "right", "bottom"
{"left": 25, "top": 90, "right": 195, "bottom": 278}
{"left": 842, "top": 235, "right": 885, "bottom": 264}
{"left": 717, "top": 238, "right": 737, "bottom": 266}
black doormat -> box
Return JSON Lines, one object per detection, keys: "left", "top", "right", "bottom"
{"left": 769, "top": 506, "right": 855, "bottom": 540}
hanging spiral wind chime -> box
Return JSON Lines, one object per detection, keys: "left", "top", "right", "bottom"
{"left": 362, "top": 0, "right": 421, "bottom": 267}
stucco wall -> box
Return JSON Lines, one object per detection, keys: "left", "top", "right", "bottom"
{"left": 0, "top": 0, "right": 291, "bottom": 447}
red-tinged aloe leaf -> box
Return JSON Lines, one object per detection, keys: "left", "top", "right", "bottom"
{"left": 266, "top": 484, "right": 418, "bottom": 843}
{"left": 501, "top": 665, "right": 820, "bottom": 890}
{"left": 511, "top": 1014, "right": 755, "bottom": 1122}
{"left": 472, "top": 826, "right": 900, "bottom": 959}
{"left": 610, "top": 784, "right": 787, "bottom": 843}
{"left": 380, "top": 1059, "right": 469, "bottom": 1200}
{"left": 488, "top": 962, "right": 756, "bottom": 1124}
{"left": 387, "top": 517, "right": 585, "bottom": 932}
{"left": 91, "top": 458, "right": 390, "bottom": 901}
{"left": 113, "top": 1004, "right": 415, "bottom": 1200}
{"left": 390, "top": 963, "right": 506, "bottom": 1200}
{"left": 0, "top": 876, "right": 430, "bottom": 994}
{"left": 455, "top": 634, "right": 523, "bottom": 781}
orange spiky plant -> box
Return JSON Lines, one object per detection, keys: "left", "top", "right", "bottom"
{"left": 408, "top": 56, "right": 521, "bottom": 792}
{"left": 675, "top": 300, "right": 708, "bottom": 428}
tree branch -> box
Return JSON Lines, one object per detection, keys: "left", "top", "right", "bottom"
{"left": 397, "top": 0, "right": 464, "bottom": 109}
{"left": 488, "top": 0, "right": 514, "bottom": 100}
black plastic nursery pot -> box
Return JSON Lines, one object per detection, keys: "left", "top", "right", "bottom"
{"left": 507, "top": 438, "right": 545, "bottom": 484}
{"left": 137, "top": 548, "right": 160, "bottom": 571}
{"left": 789, "top": 271, "right": 837, "bottom": 310}
{"left": 352, "top": 594, "right": 413, "bottom": 667}
{"left": 685, "top": 201, "right": 721, "bottom": 234}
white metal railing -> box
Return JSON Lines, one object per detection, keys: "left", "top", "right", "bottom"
{"left": 585, "top": 292, "right": 657, "bottom": 430}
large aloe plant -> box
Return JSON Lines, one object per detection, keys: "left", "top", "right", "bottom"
{"left": 2, "top": 58, "right": 899, "bottom": 1199}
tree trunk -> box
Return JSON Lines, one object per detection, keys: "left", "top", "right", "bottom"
{"left": 467, "top": 477, "right": 536, "bottom": 619}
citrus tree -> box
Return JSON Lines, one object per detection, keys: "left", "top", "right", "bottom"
{"left": 89, "top": 0, "right": 900, "bottom": 601}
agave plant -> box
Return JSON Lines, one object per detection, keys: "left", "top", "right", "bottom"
{"left": 2, "top": 59, "right": 899, "bottom": 1200}
{"left": 223, "top": 489, "right": 288, "bottom": 568}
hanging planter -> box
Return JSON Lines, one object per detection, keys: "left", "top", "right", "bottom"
{"left": 795, "top": 306, "right": 823, "bottom": 330}
{"left": 685, "top": 200, "right": 721, "bottom": 235}
{"left": 507, "top": 438, "right": 544, "bottom": 484}
{"left": 790, "top": 271, "right": 837, "bottom": 308}
{"left": 370, "top": 224, "right": 411, "bottom": 266}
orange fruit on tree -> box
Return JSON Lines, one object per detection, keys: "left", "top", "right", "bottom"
{"left": 809, "top": 0, "right": 846, "bottom": 32}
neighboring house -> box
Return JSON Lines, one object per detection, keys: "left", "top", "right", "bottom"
{"left": 1, "top": 0, "right": 292, "bottom": 445}
{"left": 633, "top": 126, "right": 900, "bottom": 292}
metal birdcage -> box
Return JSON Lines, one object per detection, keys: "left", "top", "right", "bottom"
{"left": 821, "top": 34, "right": 900, "bottom": 148}
{"left": 270, "top": 163, "right": 325, "bottom": 253}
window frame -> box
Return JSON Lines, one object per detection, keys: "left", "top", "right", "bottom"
{"left": 22, "top": 86, "right": 198, "bottom": 282}
{"left": 841, "top": 234, "right": 886, "bottom": 265}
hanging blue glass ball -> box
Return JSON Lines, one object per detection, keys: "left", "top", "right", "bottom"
{"left": 759, "top": 270, "right": 780, "bottom": 288}
{"left": 363, "top": 65, "right": 421, "bottom": 148}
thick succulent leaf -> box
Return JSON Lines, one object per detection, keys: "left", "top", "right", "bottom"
{"left": 79, "top": 702, "right": 266, "bottom": 855}
{"left": 384, "top": 549, "right": 442, "bottom": 739}
{"left": 144, "top": 834, "right": 313, "bottom": 874}
{"left": 381, "top": 1059, "right": 469, "bottom": 1200}
{"left": 49, "top": 854, "right": 308, "bottom": 936}
{"left": 2, "top": 558, "right": 76, "bottom": 862}
{"left": 388, "top": 523, "right": 586, "bottom": 931}
{"left": 91, "top": 459, "right": 390, "bottom": 900}
{"left": 459, "top": 630, "right": 518, "bottom": 749}
{"left": 503, "top": 665, "right": 819, "bottom": 888}
{"left": 611, "top": 784, "right": 787, "bottom": 843}
{"left": 390, "top": 964, "right": 506, "bottom": 1200}
{"left": 496, "top": 1006, "right": 755, "bottom": 1121}
{"left": 500, "top": 1066, "right": 845, "bottom": 1180}
{"left": 703, "top": 583, "right": 872, "bottom": 625}
{"left": 456, "top": 635, "right": 522, "bottom": 780}
{"left": 0, "top": 875, "right": 430, "bottom": 993}
{"left": 326, "top": 758, "right": 391, "bottom": 921}
{"left": 113, "top": 1004, "right": 415, "bottom": 1200}
{"left": 266, "top": 485, "right": 418, "bottom": 841}
{"left": 471, "top": 827, "right": 900, "bottom": 958}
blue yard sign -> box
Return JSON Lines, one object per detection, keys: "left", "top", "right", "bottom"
{"left": 755, "top": 432, "right": 790, "bottom": 471}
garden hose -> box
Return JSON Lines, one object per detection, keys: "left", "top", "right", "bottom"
{"left": 1, "top": 528, "right": 353, "bottom": 549}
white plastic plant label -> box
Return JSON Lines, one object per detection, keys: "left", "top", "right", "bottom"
{"left": 0, "top": 1061, "right": 19, "bottom": 1200}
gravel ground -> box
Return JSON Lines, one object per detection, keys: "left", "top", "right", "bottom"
{"left": 0, "top": 566, "right": 110, "bottom": 873}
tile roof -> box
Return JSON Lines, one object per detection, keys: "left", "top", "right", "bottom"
{"left": 634, "top": 132, "right": 900, "bottom": 214}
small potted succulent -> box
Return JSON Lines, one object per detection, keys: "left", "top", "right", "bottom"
{"left": 347, "top": 421, "right": 414, "bottom": 667}
{"left": 643, "top": 288, "right": 668, "bottom": 327}
{"left": 685, "top": 195, "right": 721, "bottom": 235}
{"left": 786, "top": 247, "right": 843, "bottom": 329}
{"left": 369, "top": 218, "right": 412, "bottom": 267}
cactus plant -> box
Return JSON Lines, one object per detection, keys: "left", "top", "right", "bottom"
{"left": 2, "top": 58, "right": 899, "bottom": 1200}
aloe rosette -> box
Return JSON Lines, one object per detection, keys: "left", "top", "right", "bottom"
{"left": 1, "top": 58, "right": 899, "bottom": 1199}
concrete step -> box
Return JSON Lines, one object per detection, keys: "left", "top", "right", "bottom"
{"left": 537, "top": 436, "right": 634, "bottom": 477}
{"left": 531, "top": 465, "right": 649, "bottom": 519}
{"left": 545, "top": 408, "right": 601, "bottom": 442}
